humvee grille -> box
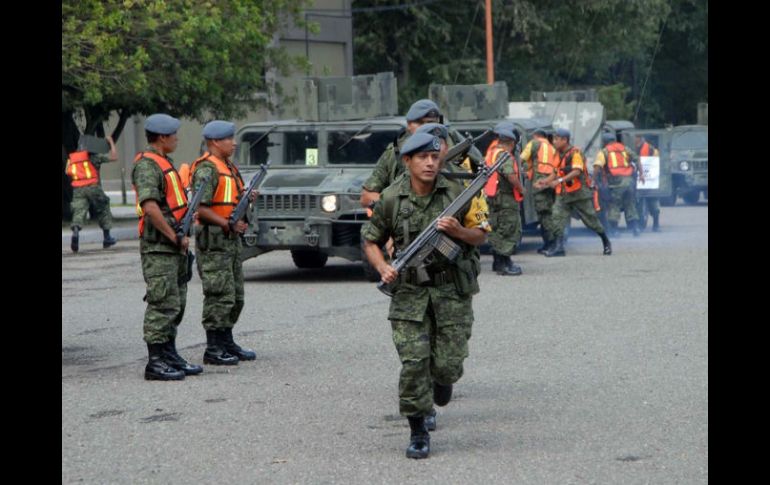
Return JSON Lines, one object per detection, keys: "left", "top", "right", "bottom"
{"left": 257, "top": 194, "right": 318, "bottom": 213}
{"left": 692, "top": 160, "right": 708, "bottom": 172}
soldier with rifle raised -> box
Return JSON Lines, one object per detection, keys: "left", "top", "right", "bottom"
{"left": 191, "top": 121, "right": 261, "bottom": 367}
{"left": 361, "top": 132, "right": 491, "bottom": 459}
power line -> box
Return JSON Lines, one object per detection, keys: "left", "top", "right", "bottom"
{"left": 304, "top": 0, "right": 441, "bottom": 15}
{"left": 634, "top": 13, "right": 668, "bottom": 123}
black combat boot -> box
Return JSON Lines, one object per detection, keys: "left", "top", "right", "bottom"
{"left": 652, "top": 213, "right": 660, "bottom": 232}
{"left": 599, "top": 232, "right": 612, "bottom": 255}
{"left": 433, "top": 381, "right": 453, "bottom": 407}
{"left": 145, "top": 343, "right": 185, "bottom": 381}
{"left": 545, "top": 237, "right": 566, "bottom": 257}
{"left": 221, "top": 328, "right": 256, "bottom": 361}
{"left": 491, "top": 253, "right": 502, "bottom": 272}
{"left": 71, "top": 226, "right": 80, "bottom": 253}
{"left": 631, "top": 220, "right": 640, "bottom": 237}
{"left": 163, "top": 339, "right": 203, "bottom": 375}
{"left": 424, "top": 407, "right": 437, "bottom": 431}
{"left": 203, "top": 330, "right": 239, "bottom": 365}
{"left": 405, "top": 415, "right": 430, "bottom": 459}
{"left": 497, "top": 255, "right": 522, "bottom": 275}
{"left": 103, "top": 229, "right": 117, "bottom": 248}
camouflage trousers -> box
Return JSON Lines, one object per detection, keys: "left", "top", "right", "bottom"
{"left": 195, "top": 233, "right": 244, "bottom": 331}
{"left": 70, "top": 185, "right": 113, "bottom": 230}
{"left": 607, "top": 176, "right": 639, "bottom": 225}
{"left": 646, "top": 197, "right": 660, "bottom": 216}
{"left": 533, "top": 187, "right": 558, "bottom": 241}
{"left": 390, "top": 297, "right": 471, "bottom": 417}
{"left": 141, "top": 251, "right": 188, "bottom": 344}
{"left": 551, "top": 194, "right": 606, "bottom": 239}
{"left": 487, "top": 199, "right": 521, "bottom": 256}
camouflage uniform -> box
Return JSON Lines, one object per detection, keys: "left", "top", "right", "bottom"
{"left": 132, "top": 148, "right": 188, "bottom": 344}
{"left": 361, "top": 174, "right": 490, "bottom": 417}
{"left": 192, "top": 160, "right": 245, "bottom": 332}
{"left": 70, "top": 153, "right": 113, "bottom": 230}
{"left": 521, "top": 138, "right": 558, "bottom": 241}
{"left": 594, "top": 146, "right": 639, "bottom": 227}
{"left": 362, "top": 130, "right": 410, "bottom": 193}
{"left": 485, "top": 148, "right": 521, "bottom": 256}
{"left": 551, "top": 147, "right": 606, "bottom": 239}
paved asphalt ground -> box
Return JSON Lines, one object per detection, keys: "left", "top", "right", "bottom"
{"left": 62, "top": 202, "right": 707, "bottom": 484}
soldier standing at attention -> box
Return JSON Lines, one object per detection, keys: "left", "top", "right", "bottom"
{"left": 362, "top": 132, "right": 490, "bottom": 459}
{"left": 593, "top": 133, "right": 645, "bottom": 237}
{"left": 190, "top": 121, "right": 258, "bottom": 366}
{"left": 132, "top": 113, "right": 201, "bottom": 381}
{"left": 66, "top": 136, "right": 118, "bottom": 252}
{"left": 520, "top": 128, "right": 560, "bottom": 254}
{"left": 484, "top": 122, "right": 525, "bottom": 275}
{"left": 538, "top": 128, "right": 612, "bottom": 257}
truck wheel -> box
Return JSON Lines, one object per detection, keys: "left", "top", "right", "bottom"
{"left": 291, "top": 250, "right": 328, "bottom": 269}
{"left": 683, "top": 190, "right": 700, "bottom": 205}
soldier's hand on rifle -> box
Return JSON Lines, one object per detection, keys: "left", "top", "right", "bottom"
{"left": 377, "top": 263, "right": 398, "bottom": 284}
{"left": 177, "top": 235, "right": 190, "bottom": 253}
{"left": 436, "top": 216, "right": 463, "bottom": 238}
{"left": 248, "top": 189, "right": 259, "bottom": 202}
{"left": 229, "top": 220, "right": 249, "bottom": 235}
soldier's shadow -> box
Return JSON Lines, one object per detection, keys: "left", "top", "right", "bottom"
{"left": 243, "top": 263, "right": 368, "bottom": 283}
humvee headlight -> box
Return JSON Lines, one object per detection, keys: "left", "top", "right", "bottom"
{"left": 321, "top": 195, "right": 338, "bottom": 213}
{"left": 679, "top": 161, "right": 690, "bottom": 171}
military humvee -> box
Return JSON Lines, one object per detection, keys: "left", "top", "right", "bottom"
{"left": 667, "top": 125, "right": 708, "bottom": 205}
{"left": 234, "top": 72, "right": 403, "bottom": 275}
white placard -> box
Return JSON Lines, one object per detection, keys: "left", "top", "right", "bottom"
{"left": 637, "top": 156, "right": 659, "bottom": 189}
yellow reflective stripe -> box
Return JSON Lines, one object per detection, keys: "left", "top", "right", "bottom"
{"left": 168, "top": 173, "right": 185, "bottom": 207}
{"left": 225, "top": 177, "right": 234, "bottom": 203}
{"left": 70, "top": 162, "right": 78, "bottom": 180}
{"left": 609, "top": 152, "right": 618, "bottom": 168}
{"left": 83, "top": 162, "right": 92, "bottom": 180}
{"left": 135, "top": 202, "right": 143, "bottom": 217}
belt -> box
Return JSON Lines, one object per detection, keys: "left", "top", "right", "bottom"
{"left": 401, "top": 268, "right": 455, "bottom": 287}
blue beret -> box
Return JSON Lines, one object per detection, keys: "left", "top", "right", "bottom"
{"left": 494, "top": 122, "right": 518, "bottom": 141}
{"left": 602, "top": 132, "right": 616, "bottom": 145}
{"left": 533, "top": 128, "right": 547, "bottom": 137}
{"left": 554, "top": 128, "right": 571, "bottom": 139}
{"left": 415, "top": 122, "right": 448, "bottom": 140}
{"left": 406, "top": 99, "right": 441, "bottom": 122}
{"left": 400, "top": 132, "right": 441, "bottom": 156}
{"left": 202, "top": 120, "right": 236, "bottom": 139}
{"left": 144, "top": 114, "right": 181, "bottom": 135}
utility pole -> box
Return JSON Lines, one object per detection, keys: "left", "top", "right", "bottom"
{"left": 485, "top": 0, "right": 494, "bottom": 84}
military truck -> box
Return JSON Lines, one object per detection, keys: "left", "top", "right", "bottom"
{"left": 234, "top": 72, "right": 403, "bottom": 276}
{"left": 667, "top": 125, "right": 708, "bottom": 205}
{"left": 619, "top": 128, "right": 673, "bottom": 227}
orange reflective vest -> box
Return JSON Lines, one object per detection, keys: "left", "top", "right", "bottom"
{"left": 603, "top": 142, "right": 633, "bottom": 177}
{"left": 639, "top": 141, "right": 654, "bottom": 157}
{"left": 178, "top": 163, "right": 192, "bottom": 190}
{"left": 484, "top": 140, "right": 523, "bottom": 202}
{"left": 556, "top": 146, "right": 586, "bottom": 195}
{"left": 527, "top": 139, "right": 559, "bottom": 179}
{"left": 191, "top": 152, "right": 245, "bottom": 220}
{"left": 66, "top": 151, "right": 100, "bottom": 188}
{"left": 133, "top": 152, "right": 188, "bottom": 236}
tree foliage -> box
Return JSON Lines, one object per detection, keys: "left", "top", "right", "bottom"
{"left": 62, "top": 0, "right": 310, "bottom": 140}
{"left": 353, "top": 0, "right": 707, "bottom": 127}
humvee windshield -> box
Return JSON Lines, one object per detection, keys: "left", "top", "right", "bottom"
{"left": 239, "top": 127, "right": 399, "bottom": 166}
{"left": 671, "top": 130, "right": 707, "bottom": 151}
{"left": 327, "top": 130, "right": 396, "bottom": 165}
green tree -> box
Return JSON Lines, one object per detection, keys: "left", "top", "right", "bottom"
{"left": 62, "top": 0, "right": 309, "bottom": 218}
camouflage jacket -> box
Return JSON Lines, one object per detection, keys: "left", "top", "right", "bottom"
{"left": 362, "top": 174, "right": 488, "bottom": 322}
